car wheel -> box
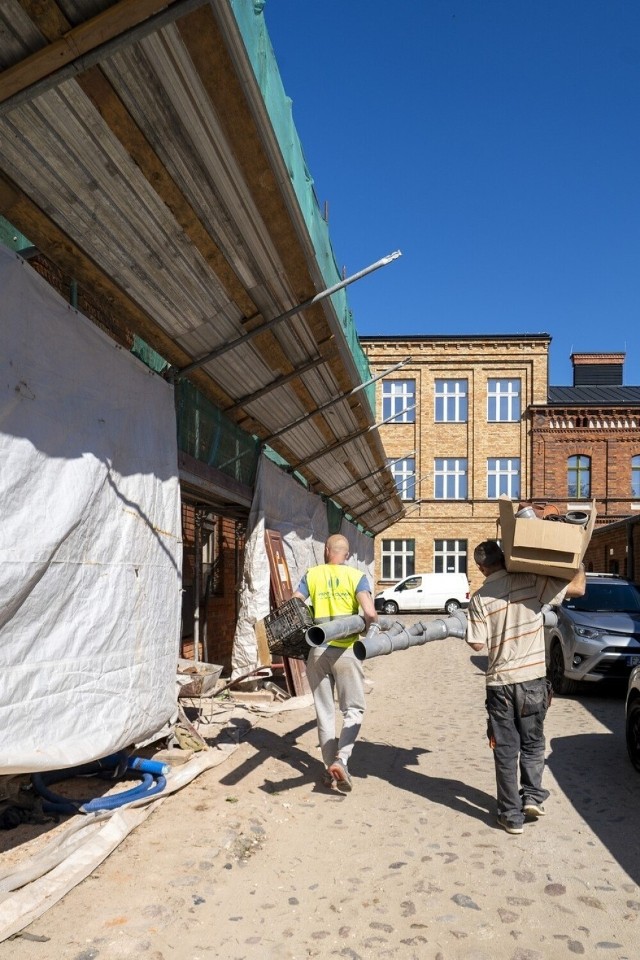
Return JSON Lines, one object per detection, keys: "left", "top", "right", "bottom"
{"left": 382, "top": 600, "right": 399, "bottom": 615}
{"left": 444, "top": 599, "right": 460, "bottom": 615}
{"left": 626, "top": 699, "right": 640, "bottom": 773}
{"left": 549, "top": 641, "right": 578, "bottom": 695}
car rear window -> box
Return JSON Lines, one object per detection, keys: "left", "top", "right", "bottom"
{"left": 564, "top": 581, "right": 640, "bottom": 612}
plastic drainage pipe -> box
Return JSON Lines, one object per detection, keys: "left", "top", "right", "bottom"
{"left": 305, "top": 615, "right": 396, "bottom": 647}
{"left": 353, "top": 611, "right": 468, "bottom": 661}
{"left": 306, "top": 615, "right": 366, "bottom": 646}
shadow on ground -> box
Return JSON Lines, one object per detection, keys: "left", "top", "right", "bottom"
{"left": 547, "top": 687, "right": 640, "bottom": 887}
{"left": 218, "top": 720, "right": 495, "bottom": 825}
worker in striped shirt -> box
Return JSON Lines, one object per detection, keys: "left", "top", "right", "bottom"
{"left": 466, "top": 540, "right": 586, "bottom": 835}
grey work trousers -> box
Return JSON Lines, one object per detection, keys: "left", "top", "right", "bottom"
{"left": 305, "top": 644, "right": 365, "bottom": 768}
{"left": 486, "top": 677, "right": 550, "bottom": 826}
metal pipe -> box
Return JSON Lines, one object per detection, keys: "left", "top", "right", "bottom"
{"left": 333, "top": 451, "right": 417, "bottom": 497}
{"left": 174, "top": 251, "right": 402, "bottom": 379}
{"left": 290, "top": 403, "right": 417, "bottom": 473}
{"left": 262, "top": 356, "right": 412, "bottom": 444}
{"left": 353, "top": 612, "right": 468, "bottom": 661}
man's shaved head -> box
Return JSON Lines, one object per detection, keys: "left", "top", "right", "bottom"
{"left": 325, "top": 534, "right": 349, "bottom": 563}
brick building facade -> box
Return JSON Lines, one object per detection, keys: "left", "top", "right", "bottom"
{"left": 361, "top": 343, "right": 640, "bottom": 592}
{"left": 530, "top": 353, "right": 640, "bottom": 526}
{"left": 583, "top": 515, "right": 640, "bottom": 580}
{"left": 180, "top": 506, "right": 244, "bottom": 672}
{"left": 360, "top": 334, "right": 551, "bottom": 594}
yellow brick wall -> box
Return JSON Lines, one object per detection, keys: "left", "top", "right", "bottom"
{"left": 361, "top": 336, "right": 551, "bottom": 594}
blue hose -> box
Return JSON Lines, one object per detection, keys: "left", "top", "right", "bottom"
{"left": 31, "top": 754, "right": 167, "bottom": 814}
{"left": 127, "top": 757, "right": 169, "bottom": 776}
{"left": 81, "top": 774, "right": 167, "bottom": 812}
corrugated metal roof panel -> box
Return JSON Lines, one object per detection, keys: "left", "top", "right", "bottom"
{"left": 0, "top": 0, "right": 403, "bottom": 531}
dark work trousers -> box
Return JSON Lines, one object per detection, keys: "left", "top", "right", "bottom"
{"left": 486, "top": 677, "right": 550, "bottom": 826}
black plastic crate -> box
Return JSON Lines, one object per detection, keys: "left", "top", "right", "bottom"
{"left": 264, "top": 597, "right": 314, "bottom": 660}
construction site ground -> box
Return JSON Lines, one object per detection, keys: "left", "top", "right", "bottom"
{"left": 2, "top": 614, "right": 640, "bottom": 960}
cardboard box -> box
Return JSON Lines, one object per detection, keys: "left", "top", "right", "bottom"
{"left": 498, "top": 496, "right": 596, "bottom": 579}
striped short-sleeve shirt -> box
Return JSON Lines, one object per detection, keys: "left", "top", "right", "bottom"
{"left": 466, "top": 569, "right": 569, "bottom": 686}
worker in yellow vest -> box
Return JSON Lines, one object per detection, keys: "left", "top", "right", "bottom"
{"left": 293, "top": 533, "right": 378, "bottom": 792}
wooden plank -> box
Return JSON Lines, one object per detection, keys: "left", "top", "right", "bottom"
{"left": 264, "top": 529, "right": 310, "bottom": 696}
{"left": 264, "top": 529, "right": 293, "bottom": 605}
{"left": 254, "top": 618, "right": 271, "bottom": 668}
{"left": 2, "top": 0, "right": 176, "bottom": 104}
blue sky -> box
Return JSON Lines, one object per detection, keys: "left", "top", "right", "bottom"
{"left": 263, "top": 1, "right": 640, "bottom": 386}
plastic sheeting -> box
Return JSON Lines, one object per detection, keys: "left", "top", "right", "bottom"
{"left": 231, "top": 456, "right": 374, "bottom": 678}
{"left": 0, "top": 245, "right": 182, "bottom": 773}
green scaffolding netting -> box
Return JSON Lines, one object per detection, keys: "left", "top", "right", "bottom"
{"left": 0, "top": 217, "right": 32, "bottom": 253}
{"left": 229, "top": 0, "right": 375, "bottom": 416}
{"left": 176, "top": 380, "right": 260, "bottom": 488}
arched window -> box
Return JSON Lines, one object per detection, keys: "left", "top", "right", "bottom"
{"left": 568, "top": 455, "right": 591, "bottom": 499}
{"left": 632, "top": 455, "right": 640, "bottom": 499}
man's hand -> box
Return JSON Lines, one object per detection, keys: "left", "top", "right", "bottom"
{"left": 357, "top": 589, "right": 378, "bottom": 631}
{"left": 565, "top": 562, "right": 586, "bottom": 599}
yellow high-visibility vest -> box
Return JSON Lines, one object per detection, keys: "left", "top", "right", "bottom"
{"left": 306, "top": 564, "right": 365, "bottom": 648}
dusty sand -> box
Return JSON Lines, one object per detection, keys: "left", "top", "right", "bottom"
{"left": 2, "top": 617, "right": 640, "bottom": 960}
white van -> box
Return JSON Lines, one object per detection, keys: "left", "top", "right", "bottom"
{"left": 374, "top": 572, "right": 470, "bottom": 616}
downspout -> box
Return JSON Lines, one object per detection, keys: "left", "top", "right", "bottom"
{"left": 628, "top": 518, "right": 636, "bottom": 582}
{"left": 193, "top": 508, "right": 203, "bottom": 663}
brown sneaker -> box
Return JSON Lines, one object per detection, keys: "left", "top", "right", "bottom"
{"left": 328, "top": 758, "right": 353, "bottom": 793}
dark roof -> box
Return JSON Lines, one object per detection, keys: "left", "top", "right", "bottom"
{"left": 547, "top": 386, "right": 640, "bottom": 405}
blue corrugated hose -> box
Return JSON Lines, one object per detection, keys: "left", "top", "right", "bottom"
{"left": 31, "top": 752, "right": 168, "bottom": 814}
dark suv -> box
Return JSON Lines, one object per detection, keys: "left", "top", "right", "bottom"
{"left": 545, "top": 573, "right": 640, "bottom": 695}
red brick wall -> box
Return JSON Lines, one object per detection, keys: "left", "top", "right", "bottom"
{"left": 531, "top": 411, "right": 640, "bottom": 521}
{"left": 583, "top": 517, "right": 640, "bottom": 580}
{"left": 181, "top": 504, "right": 244, "bottom": 672}
{"left": 27, "top": 254, "right": 134, "bottom": 349}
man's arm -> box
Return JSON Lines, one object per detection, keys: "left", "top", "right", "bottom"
{"left": 357, "top": 588, "right": 378, "bottom": 631}
{"left": 465, "top": 595, "right": 485, "bottom": 651}
{"left": 564, "top": 563, "right": 586, "bottom": 599}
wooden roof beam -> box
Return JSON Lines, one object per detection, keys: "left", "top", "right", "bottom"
{"left": 1, "top": 0, "right": 208, "bottom": 112}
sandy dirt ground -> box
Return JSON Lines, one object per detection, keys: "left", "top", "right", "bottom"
{"left": 2, "top": 616, "right": 640, "bottom": 960}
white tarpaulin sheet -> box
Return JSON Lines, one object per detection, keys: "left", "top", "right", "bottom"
{"left": 232, "top": 455, "right": 375, "bottom": 677}
{"left": 0, "top": 246, "right": 182, "bottom": 773}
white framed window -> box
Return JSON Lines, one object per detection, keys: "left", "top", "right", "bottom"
{"left": 435, "top": 379, "right": 467, "bottom": 423}
{"left": 381, "top": 539, "right": 415, "bottom": 580}
{"left": 390, "top": 457, "right": 416, "bottom": 500}
{"left": 434, "top": 458, "right": 467, "bottom": 499}
{"left": 382, "top": 379, "right": 415, "bottom": 423}
{"left": 434, "top": 539, "right": 468, "bottom": 574}
{"left": 487, "top": 457, "right": 521, "bottom": 499}
{"left": 488, "top": 379, "right": 520, "bottom": 422}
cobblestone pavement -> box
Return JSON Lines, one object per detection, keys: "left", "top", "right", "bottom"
{"left": 3, "top": 616, "right": 640, "bottom": 960}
